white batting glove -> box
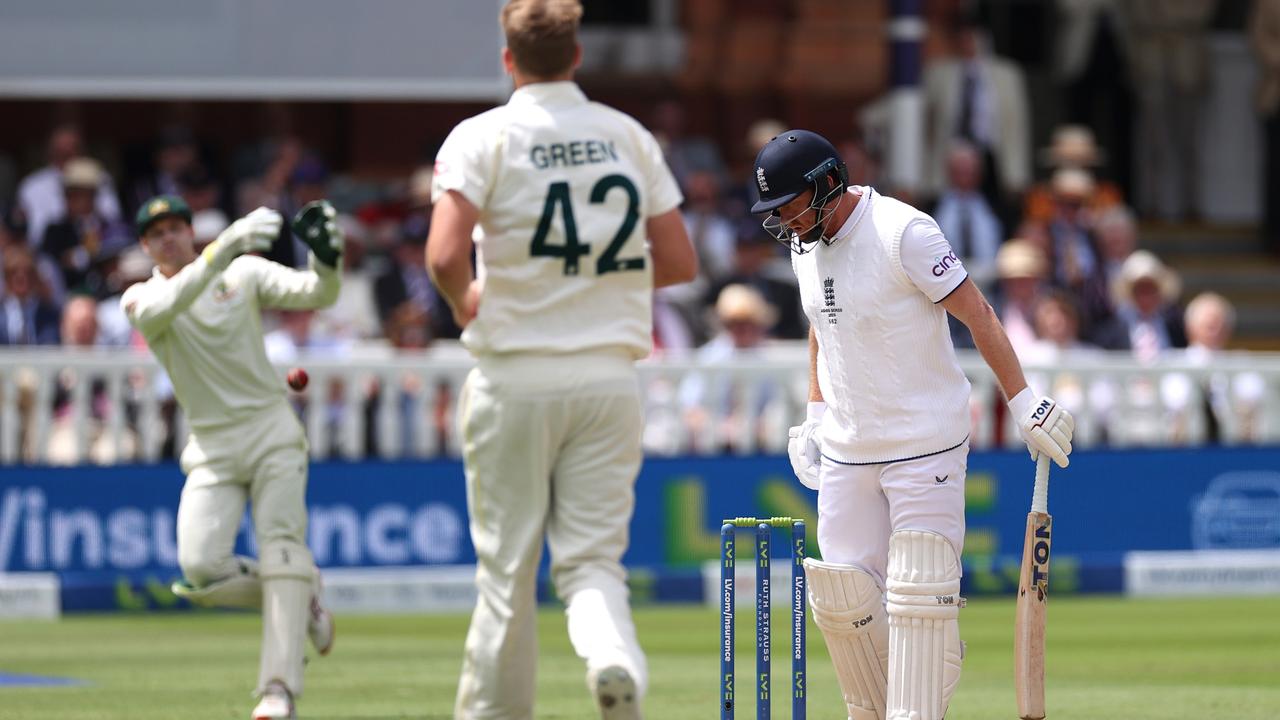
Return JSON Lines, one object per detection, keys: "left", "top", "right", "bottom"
{"left": 1009, "top": 388, "right": 1075, "bottom": 468}
{"left": 787, "top": 401, "right": 825, "bottom": 490}
{"left": 202, "top": 207, "right": 281, "bottom": 271}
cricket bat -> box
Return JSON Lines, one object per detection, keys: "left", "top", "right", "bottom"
{"left": 1014, "top": 455, "right": 1052, "bottom": 719}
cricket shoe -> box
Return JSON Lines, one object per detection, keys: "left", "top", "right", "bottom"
{"left": 251, "top": 680, "right": 295, "bottom": 720}
{"left": 592, "top": 665, "right": 640, "bottom": 720}
{"left": 308, "top": 594, "right": 334, "bottom": 656}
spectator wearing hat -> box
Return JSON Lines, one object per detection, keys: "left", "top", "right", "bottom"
{"left": 679, "top": 284, "right": 785, "bottom": 453}
{"left": 1096, "top": 249, "right": 1187, "bottom": 359}
{"left": 1022, "top": 125, "right": 1125, "bottom": 223}
{"left": 926, "top": 141, "right": 1003, "bottom": 295}
{"left": 0, "top": 244, "right": 60, "bottom": 345}
{"left": 40, "top": 157, "right": 132, "bottom": 299}
{"left": 707, "top": 219, "right": 805, "bottom": 340}
{"left": 986, "top": 239, "right": 1050, "bottom": 358}
{"left": 1045, "top": 167, "right": 1103, "bottom": 294}
{"left": 16, "top": 123, "right": 123, "bottom": 246}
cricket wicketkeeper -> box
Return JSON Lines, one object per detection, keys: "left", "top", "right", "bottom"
{"left": 123, "top": 194, "right": 343, "bottom": 720}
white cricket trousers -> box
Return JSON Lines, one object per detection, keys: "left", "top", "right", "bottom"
{"left": 817, "top": 441, "right": 969, "bottom": 586}
{"left": 176, "top": 401, "right": 312, "bottom": 695}
{"left": 454, "top": 350, "right": 647, "bottom": 720}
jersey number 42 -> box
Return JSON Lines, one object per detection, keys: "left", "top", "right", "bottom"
{"left": 531, "top": 174, "right": 644, "bottom": 276}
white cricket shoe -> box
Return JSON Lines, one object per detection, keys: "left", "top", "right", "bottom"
{"left": 307, "top": 594, "right": 334, "bottom": 656}
{"left": 592, "top": 665, "right": 640, "bottom": 720}
{"left": 251, "top": 681, "right": 295, "bottom": 720}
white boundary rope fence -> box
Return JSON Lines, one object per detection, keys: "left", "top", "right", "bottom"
{"left": 1, "top": 344, "right": 1277, "bottom": 465}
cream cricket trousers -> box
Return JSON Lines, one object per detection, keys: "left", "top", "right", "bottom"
{"left": 176, "top": 401, "right": 314, "bottom": 696}
{"left": 816, "top": 440, "right": 969, "bottom": 587}
{"left": 454, "top": 350, "right": 647, "bottom": 720}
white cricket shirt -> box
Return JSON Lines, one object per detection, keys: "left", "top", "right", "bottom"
{"left": 793, "top": 187, "right": 972, "bottom": 464}
{"left": 122, "top": 255, "right": 340, "bottom": 432}
{"left": 432, "top": 81, "right": 683, "bottom": 360}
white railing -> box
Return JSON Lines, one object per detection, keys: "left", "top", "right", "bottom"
{"left": 1, "top": 344, "right": 1278, "bottom": 465}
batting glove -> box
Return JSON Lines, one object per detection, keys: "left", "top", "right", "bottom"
{"left": 1009, "top": 388, "right": 1075, "bottom": 468}
{"left": 292, "top": 200, "right": 344, "bottom": 268}
{"left": 787, "top": 401, "right": 825, "bottom": 490}
{"left": 202, "top": 207, "right": 281, "bottom": 271}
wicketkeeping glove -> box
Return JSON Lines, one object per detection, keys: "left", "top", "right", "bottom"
{"left": 787, "top": 401, "right": 825, "bottom": 490}
{"left": 1009, "top": 387, "right": 1075, "bottom": 468}
{"left": 292, "top": 200, "right": 343, "bottom": 268}
{"left": 202, "top": 207, "right": 281, "bottom": 271}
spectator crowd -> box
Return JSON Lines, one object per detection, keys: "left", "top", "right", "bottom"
{"left": 0, "top": 4, "right": 1270, "bottom": 458}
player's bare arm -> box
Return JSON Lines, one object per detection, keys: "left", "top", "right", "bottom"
{"left": 426, "top": 189, "right": 481, "bottom": 328}
{"left": 942, "top": 277, "right": 1075, "bottom": 467}
{"left": 806, "top": 326, "right": 824, "bottom": 403}
{"left": 646, "top": 208, "right": 697, "bottom": 288}
{"left": 939, "top": 277, "right": 1028, "bottom": 401}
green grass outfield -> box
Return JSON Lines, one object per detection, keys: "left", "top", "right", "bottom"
{"left": 1, "top": 595, "right": 1278, "bottom": 719}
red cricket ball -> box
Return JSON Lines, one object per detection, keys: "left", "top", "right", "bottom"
{"left": 287, "top": 367, "right": 309, "bottom": 392}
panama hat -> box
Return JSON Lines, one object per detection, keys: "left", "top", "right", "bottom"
{"left": 996, "top": 239, "right": 1048, "bottom": 280}
{"left": 716, "top": 284, "right": 778, "bottom": 328}
{"left": 1040, "top": 125, "right": 1106, "bottom": 167}
{"left": 1113, "top": 250, "right": 1181, "bottom": 305}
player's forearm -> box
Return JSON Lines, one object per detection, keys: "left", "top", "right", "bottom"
{"left": 122, "top": 256, "right": 220, "bottom": 338}
{"left": 427, "top": 250, "right": 474, "bottom": 316}
{"left": 807, "top": 326, "right": 824, "bottom": 402}
{"left": 968, "top": 302, "right": 1029, "bottom": 401}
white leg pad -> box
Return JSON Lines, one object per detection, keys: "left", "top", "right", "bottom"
{"left": 172, "top": 556, "right": 262, "bottom": 609}
{"left": 885, "top": 530, "right": 964, "bottom": 720}
{"left": 804, "top": 558, "right": 889, "bottom": 720}
{"left": 258, "top": 540, "right": 315, "bottom": 697}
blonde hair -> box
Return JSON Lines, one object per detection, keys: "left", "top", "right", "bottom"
{"left": 501, "top": 0, "right": 582, "bottom": 78}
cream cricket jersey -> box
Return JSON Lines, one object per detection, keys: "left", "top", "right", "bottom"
{"left": 432, "top": 81, "right": 683, "bottom": 359}
{"left": 793, "top": 187, "right": 972, "bottom": 464}
{"left": 122, "top": 255, "right": 340, "bottom": 432}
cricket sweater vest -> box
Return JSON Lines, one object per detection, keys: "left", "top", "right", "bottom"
{"left": 793, "top": 188, "right": 971, "bottom": 464}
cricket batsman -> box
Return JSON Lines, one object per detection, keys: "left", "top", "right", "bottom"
{"left": 122, "top": 195, "right": 343, "bottom": 720}
{"left": 749, "top": 131, "right": 1075, "bottom": 720}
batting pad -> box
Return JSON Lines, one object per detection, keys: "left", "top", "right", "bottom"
{"left": 804, "top": 558, "right": 889, "bottom": 720}
{"left": 885, "top": 530, "right": 964, "bottom": 720}
{"left": 172, "top": 556, "right": 262, "bottom": 609}
{"left": 258, "top": 540, "right": 314, "bottom": 697}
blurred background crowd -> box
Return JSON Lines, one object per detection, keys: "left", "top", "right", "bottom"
{"left": 0, "top": 0, "right": 1276, "bottom": 460}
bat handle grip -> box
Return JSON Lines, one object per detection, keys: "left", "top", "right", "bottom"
{"left": 1032, "top": 454, "right": 1050, "bottom": 514}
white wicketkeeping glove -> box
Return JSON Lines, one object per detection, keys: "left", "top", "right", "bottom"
{"left": 787, "top": 401, "right": 825, "bottom": 490}
{"left": 202, "top": 207, "right": 281, "bottom": 271}
{"left": 1009, "top": 387, "right": 1075, "bottom": 468}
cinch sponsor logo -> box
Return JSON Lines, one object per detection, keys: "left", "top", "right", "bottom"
{"left": 931, "top": 250, "right": 961, "bottom": 277}
{"left": 0, "top": 487, "right": 466, "bottom": 572}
